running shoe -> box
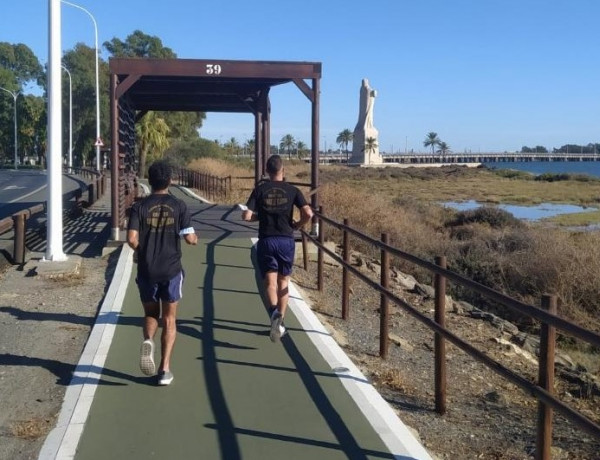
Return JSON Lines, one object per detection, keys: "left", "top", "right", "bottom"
{"left": 158, "top": 371, "right": 174, "bottom": 386}
{"left": 269, "top": 310, "right": 286, "bottom": 342}
{"left": 139, "top": 339, "right": 156, "bottom": 376}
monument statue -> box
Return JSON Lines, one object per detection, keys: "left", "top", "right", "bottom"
{"left": 350, "top": 78, "right": 382, "bottom": 165}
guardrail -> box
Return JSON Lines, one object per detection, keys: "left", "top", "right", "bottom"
{"left": 173, "top": 166, "right": 231, "bottom": 201}
{"left": 300, "top": 207, "right": 600, "bottom": 460}
{"left": 0, "top": 168, "right": 106, "bottom": 264}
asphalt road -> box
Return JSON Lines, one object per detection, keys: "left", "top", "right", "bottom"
{"left": 0, "top": 169, "right": 87, "bottom": 220}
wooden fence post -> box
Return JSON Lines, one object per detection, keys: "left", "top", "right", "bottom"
{"left": 379, "top": 233, "right": 390, "bottom": 358}
{"left": 317, "top": 206, "right": 324, "bottom": 292}
{"left": 12, "top": 213, "right": 26, "bottom": 265}
{"left": 434, "top": 255, "right": 447, "bottom": 415}
{"left": 342, "top": 218, "right": 350, "bottom": 320}
{"left": 536, "top": 294, "right": 557, "bottom": 460}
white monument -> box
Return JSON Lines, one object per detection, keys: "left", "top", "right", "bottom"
{"left": 349, "top": 78, "right": 382, "bottom": 165}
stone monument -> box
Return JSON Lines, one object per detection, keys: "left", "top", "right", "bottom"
{"left": 349, "top": 78, "right": 382, "bottom": 165}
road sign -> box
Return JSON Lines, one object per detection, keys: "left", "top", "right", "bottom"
{"left": 94, "top": 137, "right": 104, "bottom": 147}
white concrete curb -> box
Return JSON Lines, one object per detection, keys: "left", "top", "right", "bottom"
{"left": 38, "top": 245, "right": 134, "bottom": 460}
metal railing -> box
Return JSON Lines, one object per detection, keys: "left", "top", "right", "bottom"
{"left": 0, "top": 168, "right": 105, "bottom": 264}
{"left": 300, "top": 207, "right": 600, "bottom": 460}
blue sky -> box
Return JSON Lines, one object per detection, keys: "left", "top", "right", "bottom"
{"left": 2, "top": 0, "right": 599, "bottom": 153}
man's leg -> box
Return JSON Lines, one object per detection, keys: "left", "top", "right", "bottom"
{"left": 276, "top": 274, "right": 290, "bottom": 318}
{"left": 264, "top": 271, "right": 279, "bottom": 311}
{"left": 142, "top": 302, "right": 160, "bottom": 340}
{"left": 158, "top": 301, "right": 178, "bottom": 373}
{"left": 140, "top": 301, "right": 160, "bottom": 376}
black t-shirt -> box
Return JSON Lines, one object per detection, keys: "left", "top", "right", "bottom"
{"left": 246, "top": 181, "right": 308, "bottom": 239}
{"left": 128, "top": 193, "right": 192, "bottom": 282}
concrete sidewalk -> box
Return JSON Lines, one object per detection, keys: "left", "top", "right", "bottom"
{"left": 39, "top": 188, "right": 432, "bottom": 460}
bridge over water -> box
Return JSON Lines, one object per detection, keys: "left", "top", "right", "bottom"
{"left": 315, "top": 152, "right": 600, "bottom": 165}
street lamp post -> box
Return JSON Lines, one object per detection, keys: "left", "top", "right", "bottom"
{"left": 61, "top": 0, "right": 100, "bottom": 171}
{"left": 0, "top": 86, "right": 19, "bottom": 170}
{"left": 61, "top": 65, "right": 73, "bottom": 170}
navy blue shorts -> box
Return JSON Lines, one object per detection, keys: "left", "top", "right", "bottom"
{"left": 257, "top": 236, "right": 295, "bottom": 277}
{"left": 136, "top": 271, "right": 184, "bottom": 303}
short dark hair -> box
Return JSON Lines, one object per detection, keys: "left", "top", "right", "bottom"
{"left": 266, "top": 155, "right": 283, "bottom": 175}
{"left": 148, "top": 161, "right": 172, "bottom": 191}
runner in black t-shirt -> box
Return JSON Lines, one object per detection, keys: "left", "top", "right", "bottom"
{"left": 127, "top": 161, "right": 198, "bottom": 385}
{"left": 242, "top": 155, "right": 313, "bottom": 342}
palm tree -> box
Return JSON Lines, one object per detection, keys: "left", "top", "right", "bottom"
{"left": 244, "top": 138, "right": 255, "bottom": 156}
{"left": 296, "top": 140, "right": 307, "bottom": 159}
{"left": 363, "top": 136, "right": 378, "bottom": 161}
{"left": 437, "top": 141, "right": 450, "bottom": 155}
{"left": 280, "top": 134, "right": 296, "bottom": 159}
{"left": 136, "top": 111, "right": 171, "bottom": 178}
{"left": 423, "top": 132, "right": 440, "bottom": 155}
{"left": 336, "top": 129, "right": 353, "bottom": 163}
{"left": 224, "top": 137, "right": 240, "bottom": 156}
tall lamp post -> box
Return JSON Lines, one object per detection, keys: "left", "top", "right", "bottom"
{"left": 61, "top": 0, "right": 100, "bottom": 171}
{"left": 0, "top": 86, "right": 19, "bottom": 170}
{"left": 61, "top": 65, "right": 73, "bottom": 171}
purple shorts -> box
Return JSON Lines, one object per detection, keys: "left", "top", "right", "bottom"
{"left": 136, "top": 271, "right": 184, "bottom": 303}
{"left": 257, "top": 236, "right": 295, "bottom": 277}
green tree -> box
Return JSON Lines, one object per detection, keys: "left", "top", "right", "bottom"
{"left": 224, "top": 137, "right": 240, "bottom": 156}
{"left": 363, "top": 136, "right": 378, "bottom": 156}
{"left": 62, "top": 44, "right": 110, "bottom": 167}
{"left": 136, "top": 111, "right": 171, "bottom": 177}
{"left": 280, "top": 134, "right": 296, "bottom": 159}
{"left": 0, "top": 42, "right": 43, "bottom": 87}
{"left": 296, "top": 140, "right": 307, "bottom": 159}
{"left": 437, "top": 141, "right": 450, "bottom": 154}
{"left": 336, "top": 129, "right": 353, "bottom": 163}
{"left": 0, "top": 43, "right": 44, "bottom": 163}
{"left": 103, "top": 30, "right": 176, "bottom": 58}
{"left": 104, "top": 30, "right": 205, "bottom": 166}
{"left": 423, "top": 132, "right": 440, "bottom": 154}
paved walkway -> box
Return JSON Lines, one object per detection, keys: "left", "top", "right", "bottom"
{"left": 39, "top": 187, "right": 432, "bottom": 460}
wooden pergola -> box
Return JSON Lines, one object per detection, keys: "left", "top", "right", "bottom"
{"left": 108, "top": 58, "right": 322, "bottom": 239}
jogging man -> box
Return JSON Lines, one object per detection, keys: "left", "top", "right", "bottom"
{"left": 127, "top": 160, "right": 198, "bottom": 385}
{"left": 242, "top": 155, "right": 313, "bottom": 342}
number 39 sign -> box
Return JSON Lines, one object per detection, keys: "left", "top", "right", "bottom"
{"left": 205, "top": 64, "right": 222, "bottom": 75}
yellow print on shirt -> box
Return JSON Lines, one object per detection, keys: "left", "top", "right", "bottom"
{"left": 146, "top": 204, "right": 175, "bottom": 228}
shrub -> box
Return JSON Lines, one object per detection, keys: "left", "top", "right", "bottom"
{"left": 446, "top": 206, "right": 523, "bottom": 229}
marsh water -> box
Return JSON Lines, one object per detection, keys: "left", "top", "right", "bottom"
{"left": 443, "top": 161, "right": 600, "bottom": 221}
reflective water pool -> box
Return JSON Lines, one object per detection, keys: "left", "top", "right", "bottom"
{"left": 443, "top": 200, "right": 596, "bottom": 221}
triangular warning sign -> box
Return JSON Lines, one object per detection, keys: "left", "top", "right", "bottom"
{"left": 94, "top": 137, "right": 104, "bottom": 147}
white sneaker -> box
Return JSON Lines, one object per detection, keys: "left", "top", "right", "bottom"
{"left": 269, "top": 311, "right": 286, "bottom": 342}
{"left": 139, "top": 339, "right": 156, "bottom": 376}
{"left": 158, "top": 371, "right": 174, "bottom": 386}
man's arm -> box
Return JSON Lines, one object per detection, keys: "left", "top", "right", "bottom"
{"left": 127, "top": 229, "right": 139, "bottom": 250}
{"left": 293, "top": 205, "right": 313, "bottom": 229}
{"left": 184, "top": 232, "right": 198, "bottom": 245}
{"left": 242, "top": 209, "right": 258, "bottom": 222}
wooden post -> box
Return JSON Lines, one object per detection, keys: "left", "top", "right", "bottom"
{"left": 434, "top": 256, "right": 447, "bottom": 415}
{"left": 12, "top": 213, "right": 26, "bottom": 265}
{"left": 341, "top": 218, "right": 350, "bottom": 320}
{"left": 301, "top": 231, "right": 308, "bottom": 271}
{"left": 379, "top": 233, "right": 390, "bottom": 358}
{"left": 317, "top": 206, "right": 324, "bottom": 292}
{"left": 536, "top": 294, "right": 557, "bottom": 460}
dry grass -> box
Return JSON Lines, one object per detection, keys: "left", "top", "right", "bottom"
{"left": 185, "top": 159, "right": 600, "bottom": 331}
{"left": 10, "top": 418, "right": 52, "bottom": 439}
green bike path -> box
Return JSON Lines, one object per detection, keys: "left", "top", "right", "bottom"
{"left": 39, "top": 188, "right": 432, "bottom": 460}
